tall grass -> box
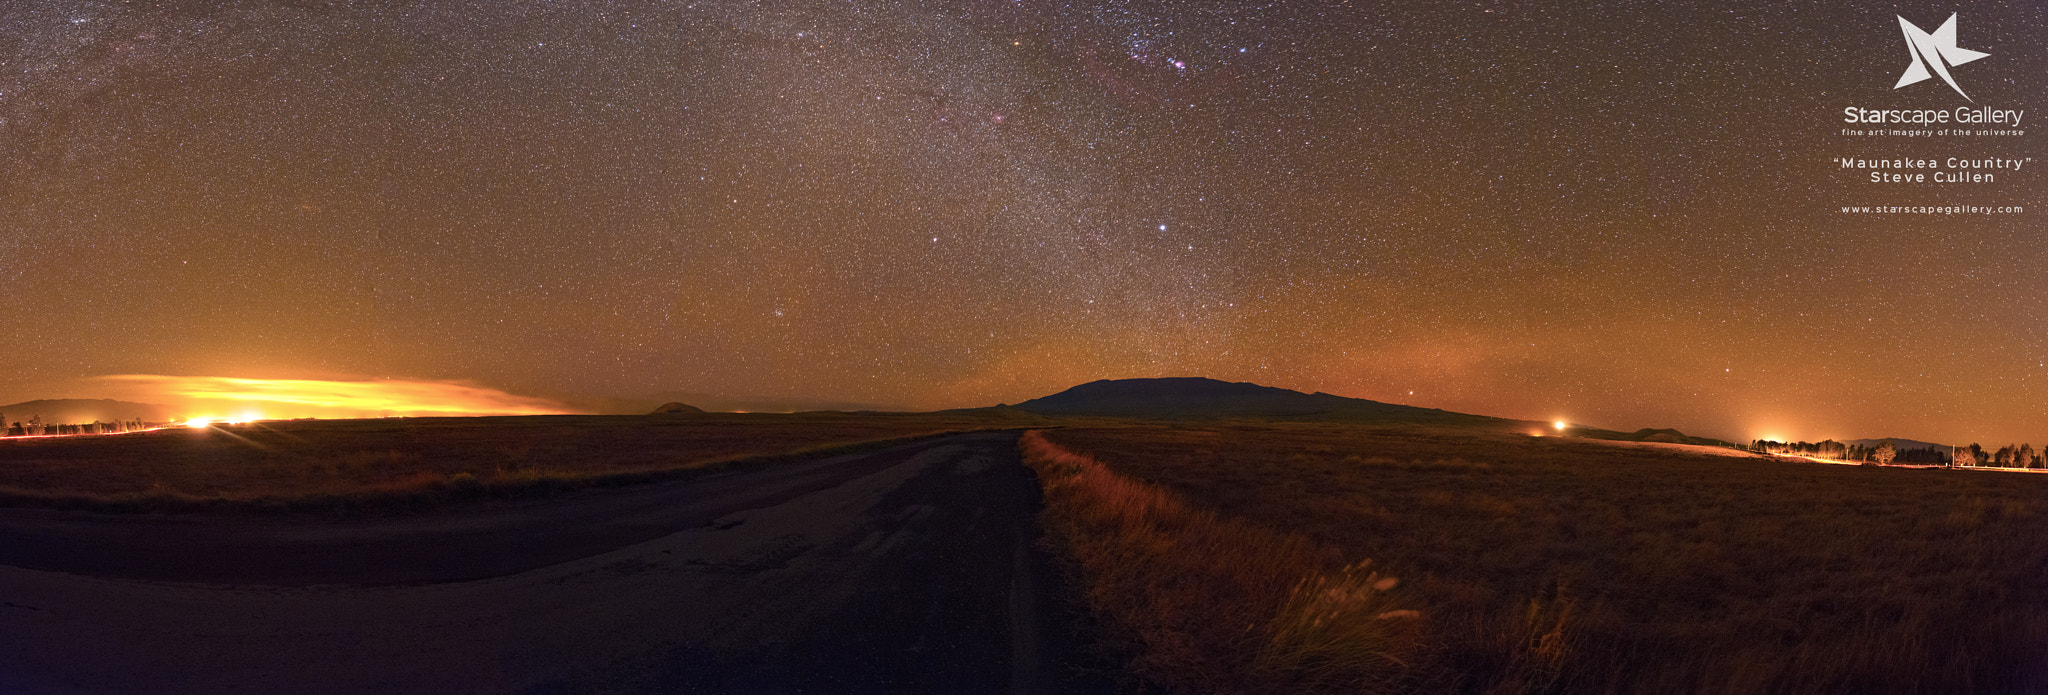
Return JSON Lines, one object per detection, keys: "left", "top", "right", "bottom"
{"left": 1039, "top": 423, "right": 2048, "bottom": 694}
{"left": 1019, "top": 430, "right": 1419, "bottom": 694}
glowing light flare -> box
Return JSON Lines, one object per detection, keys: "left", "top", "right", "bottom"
{"left": 186, "top": 416, "right": 252, "bottom": 426}
{"left": 1553, "top": 420, "right": 1568, "bottom": 431}
{"left": 99, "top": 375, "right": 575, "bottom": 420}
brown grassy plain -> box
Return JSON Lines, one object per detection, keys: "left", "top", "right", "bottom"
{"left": 0, "top": 412, "right": 1028, "bottom": 512}
{"left": 1028, "top": 424, "right": 2048, "bottom": 695}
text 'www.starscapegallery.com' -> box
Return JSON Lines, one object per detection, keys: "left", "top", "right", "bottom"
{"left": 1839, "top": 205, "right": 2025, "bottom": 215}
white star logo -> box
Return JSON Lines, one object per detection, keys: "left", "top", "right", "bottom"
{"left": 1894, "top": 13, "right": 1990, "bottom": 101}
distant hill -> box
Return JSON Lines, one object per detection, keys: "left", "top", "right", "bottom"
{"left": 936, "top": 404, "right": 1055, "bottom": 424}
{"left": 1843, "top": 438, "right": 1950, "bottom": 452}
{"left": 0, "top": 399, "right": 178, "bottom": 425}
{"left": 1011, "top": 377, "right": 1507, "bottom": 425}
{"left": 1580, "top": 427, "right": 1739, "bottom": 449}
{"left": 649, "top": 402, "right": 706, "bottom": 415}
{"left": 569, "top": 393, "right": 910, "bottom": 415}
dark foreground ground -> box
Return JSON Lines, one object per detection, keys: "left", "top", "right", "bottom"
{"left": 0, "top": 431, "right": 1105, "bottom": 694}
{"left": 1036, "top": 425, "right": 2048, "bottom": 695}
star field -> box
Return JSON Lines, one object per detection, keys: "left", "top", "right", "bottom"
{"left": 2, "top": 0, "right": 2043, "bottom": 443}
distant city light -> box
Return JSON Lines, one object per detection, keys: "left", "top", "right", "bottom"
{"left": 1554, "top": 420, "right": 1567, "bottom": 431}
{"left": 97, "top": 375, "right": 572, "bottom": 420}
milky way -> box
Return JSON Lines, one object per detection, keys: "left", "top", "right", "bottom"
{"left": 2, "top": 0, "right": 2043, "bottom": 443}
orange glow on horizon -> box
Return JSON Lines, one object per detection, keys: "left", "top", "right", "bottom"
{"left": 97, "top": 375, "right": 575, "bottom": 420}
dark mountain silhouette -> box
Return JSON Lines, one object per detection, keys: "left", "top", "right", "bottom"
{"left": 0, "top": 399, "right": 177, "bottom": 425}
{"left": 1006, "top": 378, "right": 1752, "bottom": 451}
{"left": 649, "top": 402, "right": 706, "bottom": 415}
{"left": 1010, "top": 377, "right": 1506, "bottom": 424}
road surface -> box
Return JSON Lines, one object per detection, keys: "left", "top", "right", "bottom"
{"left": 0, "top": 431, "right": 1104, "bottom": 694}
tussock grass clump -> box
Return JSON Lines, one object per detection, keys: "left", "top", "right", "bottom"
{"left": 1019, "top": 430, "right": 1420, "bottom": 694}
{"left": 1259, "top": 560, "right": 1421, "bottom": 693}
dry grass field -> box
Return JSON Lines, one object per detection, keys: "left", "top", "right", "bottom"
{"left": 1026, "top": 424, "right": 2048, "bottom": 695}
{"left": 0, "top": 412, "right": 1025, "bottom": 511}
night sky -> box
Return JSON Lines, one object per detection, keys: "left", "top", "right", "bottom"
{"left": 3, "top": 0, "right": 2043, "bottom": 443}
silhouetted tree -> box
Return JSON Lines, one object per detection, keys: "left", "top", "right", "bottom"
{"left": 2020, "top": 443, "right": 2039, "bottom": 469}
{"left": 1874, "top": 439, "right": 1897, "bottom": 466}
{"left": 1896, "top": 446, "right": 1948, "bottom": 465}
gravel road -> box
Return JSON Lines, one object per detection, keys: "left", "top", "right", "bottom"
{"left": 0, "top": 431, "right": 1104, "bottom": 694}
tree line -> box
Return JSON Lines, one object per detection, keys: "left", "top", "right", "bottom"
{"left": 1, "top": 413, "right": 156, "bottom": 437}
{"left": 1749, "top": 438, "right": 1950, "bottom": 465}
{"left": 1950, "top": 442, "right": 2044, "bottom": 469}
{"left": 1750, "top": 438, "right": 2047, "bottom": 468}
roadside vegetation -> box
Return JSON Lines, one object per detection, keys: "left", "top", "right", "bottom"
{"left": 0, "top": 412, "right": 1022, "bottom": 513}
{"left": 1028, "top": 424, "right": 2048, "bottom": 694}
{"left": 1020, "top": 430, "right": 1421, "bottom": 694}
